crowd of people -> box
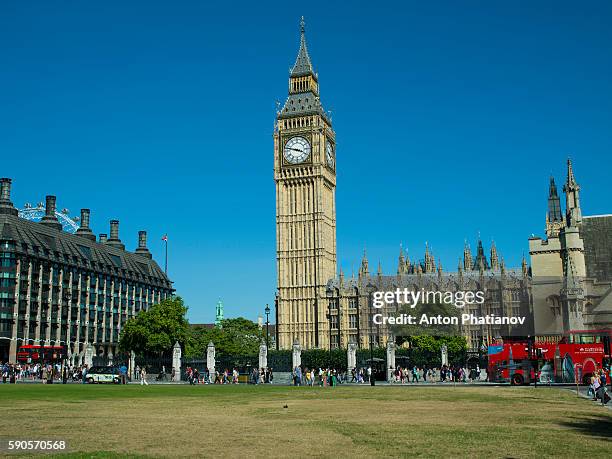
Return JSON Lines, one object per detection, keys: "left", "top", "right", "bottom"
{"left": 388, "top": 365, "right": 485, "bottom": 384}
{"left": 1, "top": 361, "right": 94, "bottom": 384}
{"left": 0, "top": 360, "right": 485, "bottom": 386}
{"left": 291, "top": 367, "right": 346, "bottom": 386}
{"left": 181, "top": 366, "right": 275, "bottom": 385}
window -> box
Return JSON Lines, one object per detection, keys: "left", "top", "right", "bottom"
{"left": 470, "top": 331, "right": 480, "bottom": 350}
{"left": 349, "top": 314, "right": 357, "bottom": 329}
{"left": 110, "top": 255, "right": 122, "bottom": 268}
{"left": 78, "top": 245, "right": 92, "bottom": 260}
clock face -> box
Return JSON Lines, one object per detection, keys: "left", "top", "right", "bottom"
{"left": 326, "top": 141, "right": 335, "bottom": 169}
{"left": 284, "top": 136, "right": 311, "bottom": 164}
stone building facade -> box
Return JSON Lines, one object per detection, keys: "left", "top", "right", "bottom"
{"left": 530, "top": 160, "right": 612, "bottom": 336}
{"left": 0, "top": 178, "right": 173, "bottom": 364}
{"left": 324, "top": 244, "right": 532, "bottom": 351}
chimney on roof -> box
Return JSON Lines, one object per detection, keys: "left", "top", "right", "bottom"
{"left": 107, "top": 219, "right": 125, "bottom": 250}
{"left": 135, "top": 230, "right": 152, "bottom": 259}
{"left": 0, "top": 178, "right": 18, "bottom": 216}
{"left": 99, "top": 233, "right": 108, "bottom": 243}
{"left": 75, "top": 208, "right": 96, "bottom": 242}
{"left": 40, "top": 195, "right": 62, "bottom": 231}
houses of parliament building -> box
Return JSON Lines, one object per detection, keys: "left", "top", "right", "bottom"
{"left": 274, "top": 19, "right": 611, "bottom": 351}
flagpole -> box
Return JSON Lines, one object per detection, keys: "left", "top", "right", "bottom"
{"left": 162, "top": 235, "right": 168, "bottom": 275}
{"left": 165, "top": 237, "right": 168, "bottom": 275}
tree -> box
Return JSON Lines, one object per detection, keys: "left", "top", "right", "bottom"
{"left": 216, "top": 318, "right": 264, "bottom": 355}
{"left": 119, "top": 297, "right": 190, "bottom": 356}
{"left": 185, "top": 317, "right": 263, "bottom": 358}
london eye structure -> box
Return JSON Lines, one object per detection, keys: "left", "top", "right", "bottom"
{"left": 18, "top": 202, "right": 80, "bottom": 234}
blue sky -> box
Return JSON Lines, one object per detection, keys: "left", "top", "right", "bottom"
{"left": 1, "top": 1, "right": 611, "bottom": 323}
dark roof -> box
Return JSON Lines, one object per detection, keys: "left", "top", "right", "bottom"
{"left": 582, "top": 215, "right": 612, "bottom": 282}
{"left": 191, "top": 323, "right": 277, "bottom": 336}
{"left": 0, "top": 213, "right": 171, "bottom": 288}
{"left": 327, "top": 269, "right": 526, "bottom": 291}
{"left": 191, "top": 323, "right": 216, "bottom": 330}
{"left": 278, "top": 92, "right": 328, "bottom": 121}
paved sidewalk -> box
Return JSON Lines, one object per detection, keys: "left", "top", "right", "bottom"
{"left": 569, "top": 386, "right": 612, "bottom": 411}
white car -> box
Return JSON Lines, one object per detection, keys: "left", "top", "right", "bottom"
{"left": 86, "top": 366, "right": 122, "bottom": 384}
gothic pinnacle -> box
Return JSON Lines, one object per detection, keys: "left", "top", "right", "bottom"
{"left": 567, "top": 157, "right": 576, "bottom": 185}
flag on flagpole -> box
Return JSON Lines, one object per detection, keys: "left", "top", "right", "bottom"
{"left": 162, "top": 234, "right": 168, "bottom": 274}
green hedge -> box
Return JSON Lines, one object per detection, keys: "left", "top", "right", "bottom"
{"left": 217, "top": 336, "right": 468, "bottom": 372}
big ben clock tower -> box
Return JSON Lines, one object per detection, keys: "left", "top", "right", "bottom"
{"left": 274, "top": 17, "right": 337, "bottom": 349}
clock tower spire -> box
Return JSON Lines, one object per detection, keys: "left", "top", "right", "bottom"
{"left": 274, "top": 18, "right": 337, "bottom": 350}
{"left": 291, "top": 17, "right": 314, "bottom": 78}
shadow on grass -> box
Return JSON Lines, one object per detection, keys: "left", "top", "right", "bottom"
{"left": 558, "top": 414, "right": 612, "bottom": 439}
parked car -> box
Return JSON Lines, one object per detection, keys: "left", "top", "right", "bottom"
{"left": 86, "top": 366, "right": 122, "bottom": 384}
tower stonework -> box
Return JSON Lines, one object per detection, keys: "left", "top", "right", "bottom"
{"left": 274, "top": 18, "right": 337, "bottom": 349}
{"left": 530, "top": 159, "right": 588, "bottom": 335}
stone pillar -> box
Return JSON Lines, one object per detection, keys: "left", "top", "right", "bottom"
{"left": 23, "top": 262, "right": 33, "bottom": 346}
{"left": 84, "top": 343, "right": 94, "bottom": 368}
{"left": 73, "top": 272, "right": 82, "bottom": 358}
{"left": 172, "top": 341, "right": 182, "bottom": 382}
{"left": 65, "top": 270, "right": 73, "bottom": 354}
{"left": 386, "top": 340, "right": 396, "bottom": 382}
{"left": 55, "top": 268, "right": 63, "bottom": 344}
{"left": 441, "top": 344, "right": 448, "bottom": 367}
{"left": 292, "top": 339, "right": 301, "bottom": 369}
{"left": 45, "top": 266, "right": 53, "bottom": 344}
{"left": 259, "top": 340, "right": 268, "bottom": 371}
{"left": 83, "top": 275, "right": 91, "bottom": 346}
{"left": 9, "top": 259, "right": 21, "bottom": 363}
{"left": 34, "top": 263, "right": 43, "bottom": 343}
{"left": 107, "top": 349, "right": 113, "bottom": 366}
{"left": 206, "top": 341, "right": 215, "bottom": 383}
{"left": 347, "top": 342, "right": 357, "bottom": 372}
{"left": 131, "top": 285, "right": 136, "bottom": 317}
{"left": 129, "top": 350, "right": 136, "bottom": 381}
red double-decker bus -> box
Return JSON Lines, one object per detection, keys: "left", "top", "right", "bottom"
{"left": 488, "top": 331, "right": 607, "bottom": 385}
{"left": 16, "top": 345, "right": 67, "bottom": 364}
{"left": 561, "top": 329, "right": 611, "bottom": 361}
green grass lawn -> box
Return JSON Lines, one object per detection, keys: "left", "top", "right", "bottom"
{"left": 0, "top": 384, "right": 610, "bottom": 458}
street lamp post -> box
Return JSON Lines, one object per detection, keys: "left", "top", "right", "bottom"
{"left": 264, "top": 304, "right": 270, "bottom": 349}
